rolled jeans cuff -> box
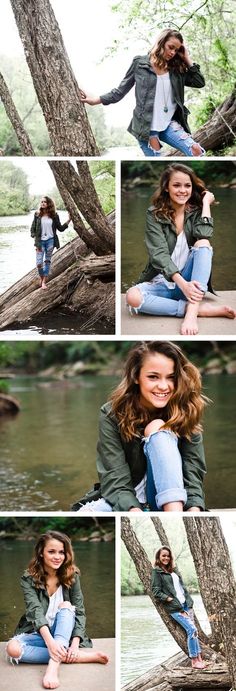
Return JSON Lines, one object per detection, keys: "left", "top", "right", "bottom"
{"left": 156, "top": 486, "right": 187, "bottom": 509}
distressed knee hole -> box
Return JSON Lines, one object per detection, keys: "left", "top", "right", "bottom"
{"left": 58, "top": 601, "right": 75, "bottom": 611}
{"left": 126, "top": 288, "right": 143, "bottom": 309}
{"left": 191, "top": 143, "right": 202, "bottom": 155}
{"left": 148, "top": 136, "right": 161, "bottom": 153}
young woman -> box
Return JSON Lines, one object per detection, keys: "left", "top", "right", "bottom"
{"left": 77, "top": 341, "right": 207, "bottom": 513}
{"left": 80, "top": 29, "right": 205, "bottom": 157}
{"left": 6, "top": 530, "right": 108, "bottom": 689}
{"left": 31, "top": 196, "right": 71, "bottom": 289}
{"left": 126, "top": 164, "right": 236, "bottom": 335}
{"left": 152, "top": 546, "right": 205, "bottom": 668}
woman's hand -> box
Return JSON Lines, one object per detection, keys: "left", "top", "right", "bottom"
{"left": 47, "top": 639, "right": 67, "bottom": 662}
{"left": 181, "top": 279, "right": 204, "bottom": 303}
{"left": 129, "top": 507, "right": 143, "bottom": 512}
{"left": 65, "top": 637, "right": 80, "bottom": 663}
{"left": 79, "top": 89, "right": 101, "bottom": 106}
{"left": 166, "top": 596, "right": 173, "bottom": 602}
{"left": 202, "top": 190, "right": 215, "bottom": 206}
{"left": 187, "top": 506, "right": 201, "bottom": 512}
{"left": 179, "top": 44, "right": 193, "bottom": 67}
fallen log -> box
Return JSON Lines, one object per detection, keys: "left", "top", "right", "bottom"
{"left": 0, "top": 213, "right": 115, "bottom": 330}
{"left": 122, "top": 652, "right": 188, "bottom": 691}
{"left": 166, "top": 662, "right": 230, "bottom": 688}
{"left": 167, "top": 88, "right": 236, "bottom": 155}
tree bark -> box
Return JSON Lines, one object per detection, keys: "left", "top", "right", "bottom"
{"left": 183, "top": 516, "right": 236, "bottom": 687}
{"left": 50, "top": 161, "right": 115, "bottom": 253}
{"left": 9, "top": 0, "right": 99, "bottom": 155}
{"left": 166, "top": 662, "right": 230, "bottom": 687}
{"left": 121, "top": 517, "right": 213, "bottom": 659}
{"left": 78, "top": 254, "right": 115, "bottom": 279}
{"left": 0, "top": 71, "right": 35, "bottom": 155}
{"left": 167, "top": 87, "right": 236, "bottom": 155}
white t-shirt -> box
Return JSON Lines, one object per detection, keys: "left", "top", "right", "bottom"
{"left": 151, "top": 73, "right": 176, "bottom": 132}
{"left": 46, "top": 585, "right": 63, "bottom": 628}
{"left": 151, "top": 231, "right": 190, "bottom": 289}
{"left": 171, "top": 572, "right": 186, "bottom": 604}
{"left": 41, "top": 216, "right": 54, "bottom": 241}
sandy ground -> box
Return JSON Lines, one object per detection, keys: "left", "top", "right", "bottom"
{"left": 0, "top": 639, "right": 115, "bottom": 691}
{"left": 121, "top": 291, "right": 236, "bottom": 337}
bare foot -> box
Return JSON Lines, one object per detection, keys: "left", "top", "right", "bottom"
{"left": 43, "top": 660, "right": 60, "bottom": 689}
{"left": 69, "top": 650, "right": 109, "bottom": 664}
{"left": 191, "top": 660, "right": 206, "bottom": 669}
{"left": 198, "top": 303, "right": 236, "bottom": 319}
{"left": 41, "top": 282, "right": 47, "bottom": 290}
{"left": 181, "top": 315, "right": 198, "bottom": 335}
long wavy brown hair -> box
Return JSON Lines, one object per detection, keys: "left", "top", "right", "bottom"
{"left": 150, "top": 29, "right": 187, "bottom": 73}
{"left": 152, "top": 164, "right": 207, "bottom": 222}
{"left": 27, "top": 530, "right": 79, "bottom": 588}
{"left": 154, "top": 546, "right": 175, "bottom": 572}
{"left": 110, "top": 341, "right": 208, "bottom": 441}
{"left": 38, "top": 196, "right": 56, "bottom": 218}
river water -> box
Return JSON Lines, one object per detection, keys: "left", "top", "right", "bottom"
{"left": 0, "top": 537, "right": 114, "bottom": 641}
{"left": 121, "top": 593, "right": 210, "bottom": 685}
{"left": 121, "top": 187, "right": 236, "bottom": 292}
{"left": 0, "top": 373, "right": 235, "bottom": 511}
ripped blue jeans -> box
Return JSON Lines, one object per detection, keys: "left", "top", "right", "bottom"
{"left": 8, "top": 605, "right": 75, "bottom": 664}
{"left": 131, "top": 245, "right": 213, "bottom": 317}
{"left": 139, "top": 121, "right": 205, "bottom": 157}
{"left": 144, "top": 430, "right": 187, "bottom": 510}
{"left": 171, "top": 604, "right": 201, "bottom": 658}
{"left": 36, "top": 237, "right": 54, "bottom": 278}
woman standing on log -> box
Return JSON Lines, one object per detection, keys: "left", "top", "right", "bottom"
{"left": 30, "top": 196, "right": 71, "bottom": 289}
{"left": 6, "top": 530, "right": 108, "bottom": 689}
{"left": 80, "top": 29, "right": 205, "bottom": 157}
{"left": 126, "top": 163, "right": 236, "bottom": 335}
{"left": 76, "top": 341, "right": 207, "bottom": 513}
{"left": 152, "top": 546, "right": 205, "bottom": 668}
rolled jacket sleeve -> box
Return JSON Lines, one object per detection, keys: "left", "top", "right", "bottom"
{"left": 151, "top": 569, "right": 169, "bottom": 602}
{"left": 21, "top": 575, "right": 49, "bottom": 632}
{"left": 179, "top": 433, "right": 207, "bottom": 510}
{"left": 184, "top": 63, "right": 205, "bottom": 88}
{"left": 30, "top": 214, "right": 37, "bottom": 238}
{"left": 100, "top": 58, "right": 136, "bottom": 105}
{"left": 55, "top": 213, "right": 69, "bottom": 232}
{"left": 191, "top": 211, "right": 214, "bottom": 239}
{"left": 96, "top": 407, "right": 141, "bottom": 511}
{"left": 145, "top": 210, "right": 179, "bottom": 280}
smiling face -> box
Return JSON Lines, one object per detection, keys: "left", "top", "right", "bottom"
{"left": 42, "top": 538, "right": 65, "bottom": 572}
{"left": 159, "top": 548, "right": 171, "bottom": 568}
{"left": 137, "top": 352, "right": 175, "bottom": 411}
{"left": 167, "top": 171, "right": 192, "bottom": 208}
{"left": 163, "top": 36, "right": 182, "bottom": 62}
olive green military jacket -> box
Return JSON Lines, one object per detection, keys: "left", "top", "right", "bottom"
{"left": 30, "top": 213, "right": 69, "bottom": 250}
{"left": 138, "top": 207, "right": 213, "bottom": 284}
{"left": 96, "top": 402, "right": 206, "bottom": 512}
{"left": 151, "top": 566, "right": 193, "bottom": 613}
{"left": 14, "top": 571, "right": 92, "bottom": 647}
{"left": 100, "top": 55, "right": 205, "bottom": 141}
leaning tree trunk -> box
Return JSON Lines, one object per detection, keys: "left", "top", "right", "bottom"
{"left": 150, "top": 516, "right": 208, "bottom": 643}
{"left": 50, "top": 160, "right": 115, "bottom": 253}
{"left": 121, "top": 517, "right": 214, "bottom": 659}
{"left": 183, "top": 516, "right": 236, "bottom": 687}
{"left": 0, "top": 71, "right": 35, "bottom": 155}
{"left": 10, "top": 0, "right": 99, "bottom": 155}
{"left": 168, "top": 87, "right": 236, "bottom": 155}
